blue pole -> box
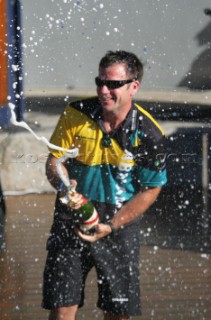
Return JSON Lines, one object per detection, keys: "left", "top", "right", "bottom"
{"left": 7, "top": 0, "right": 24, "bottom": 122}
{"left": 0, "top": 0, "right": 24, "bottom": 126}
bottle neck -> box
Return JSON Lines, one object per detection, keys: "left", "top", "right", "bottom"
{"left": 67, "top": 185, "right": 88, "bottom": 206}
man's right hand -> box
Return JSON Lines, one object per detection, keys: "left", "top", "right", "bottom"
{"left": 66, "top": 191, "right": 85, "bottom": 209}
{"left": 60, "top": 179, "right": 85, "bottom": 209}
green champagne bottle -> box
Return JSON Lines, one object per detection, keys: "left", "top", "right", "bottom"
{"left": 60, "top": 186, "right": 99, "bottom": 232}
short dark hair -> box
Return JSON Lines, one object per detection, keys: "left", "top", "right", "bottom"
{"left": 99, "top": 50, "right": 144, "bottom": 82}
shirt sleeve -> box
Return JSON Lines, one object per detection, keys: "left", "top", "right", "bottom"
{"left": 134, "top": 117, "right": 167, "bottom": 187}
{"left": 48, "top": 106, "right": 75, "bottom": 159}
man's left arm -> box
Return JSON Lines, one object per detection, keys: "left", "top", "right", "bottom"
{"left": 77, "top": 186, "right": 161, "bottom": 242}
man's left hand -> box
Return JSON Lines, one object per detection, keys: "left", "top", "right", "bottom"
{"left": 76, "top": 223, "right": 112, "bottom": 242}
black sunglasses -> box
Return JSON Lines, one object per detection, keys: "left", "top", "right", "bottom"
{"left": 95, "top": 77, "right": 136, "bottom": 89}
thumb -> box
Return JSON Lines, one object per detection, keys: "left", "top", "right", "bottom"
{"left": 69, "top": 179, "right": 77, "bottom": 189}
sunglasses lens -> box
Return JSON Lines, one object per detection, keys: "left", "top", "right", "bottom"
{"left": 107, "top": 81, "right": 121, "bottom": 89}
{"left": 95, "top": 77, "right": 102, "bottom": 87}
{"left": 95, "top": 77, "right": 117, "bottom": 89}
{"left": 95, "top": 77, "right": 132, "bottom": 89}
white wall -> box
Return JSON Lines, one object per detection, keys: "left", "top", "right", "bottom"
{"left": 21, "top": 0, "right": 211, "bottom": 91}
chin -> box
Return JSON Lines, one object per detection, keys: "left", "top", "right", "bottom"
{"left": 100, "top": 100, "right": 111, "bottom": 106}
{"left": 101, "top": 104, "right": 114, "bottom": 112}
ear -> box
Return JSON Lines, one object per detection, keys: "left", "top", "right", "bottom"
{"left": 131, "top": 80, "right": 140, "bottom": 96}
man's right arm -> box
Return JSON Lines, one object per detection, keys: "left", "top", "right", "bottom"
{"left": 46, "top": 153, "right": 68, "bottom": 191}
{"left": 46, "top": 154, "right": 83, "bottom": 209}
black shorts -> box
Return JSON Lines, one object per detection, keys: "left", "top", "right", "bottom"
{"left": 42, "top": 221, "right": 141, "bottom": 316}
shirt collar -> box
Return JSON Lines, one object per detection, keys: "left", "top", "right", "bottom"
{"left": 91, "top": 100, "right": 138, "bottom": 133}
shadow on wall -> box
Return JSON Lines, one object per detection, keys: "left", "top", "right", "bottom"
{"left": 178, "top": 9, "right": 211, "bottom": 90}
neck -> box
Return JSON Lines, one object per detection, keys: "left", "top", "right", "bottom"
{"left": 102, "top": 108, "right": 130, "bottom": 132}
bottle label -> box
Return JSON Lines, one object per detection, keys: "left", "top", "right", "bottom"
{"left": 80, "top": 207, "right": 99, "bottom": 231}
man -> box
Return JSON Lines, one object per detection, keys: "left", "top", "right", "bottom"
{"left": 42, "top": 50, "right": 167, "bottom": 320}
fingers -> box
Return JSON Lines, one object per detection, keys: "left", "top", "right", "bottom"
{"left": 76, "top": 223, "right": 112, "bottom": 243}
{"left": 76, "top": 229, "right": 98, "bottom": 243}
{"left": 68, "top": 192, "right": 84, "bottom": 209}
{"left": 69, "top": 179, "right": 77, "bottom": 189}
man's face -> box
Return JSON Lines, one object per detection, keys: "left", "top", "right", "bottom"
{"left": 96, "top": 63, "right": 139, "bottom": 113}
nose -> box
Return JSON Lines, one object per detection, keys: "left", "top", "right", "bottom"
{"left": 98, "top": 84, "right": 110, "bottom": 93}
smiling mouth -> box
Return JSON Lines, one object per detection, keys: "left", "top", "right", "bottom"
{"left": 100, "top": 95, "right": 112, "bottom": 101}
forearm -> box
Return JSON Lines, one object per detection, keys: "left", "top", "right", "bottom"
{"left": 77, "top": 186, "right": 162, "bottom": 242}
{"left": 111, "top": 186, "right": 161, "bottom": 230}
{"left": 46, "top": 154, "right": 68, "bottom": 190}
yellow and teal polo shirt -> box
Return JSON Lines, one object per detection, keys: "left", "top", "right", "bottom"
{"left": 49, "top": 97, "right": 167, "bottom": 208}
